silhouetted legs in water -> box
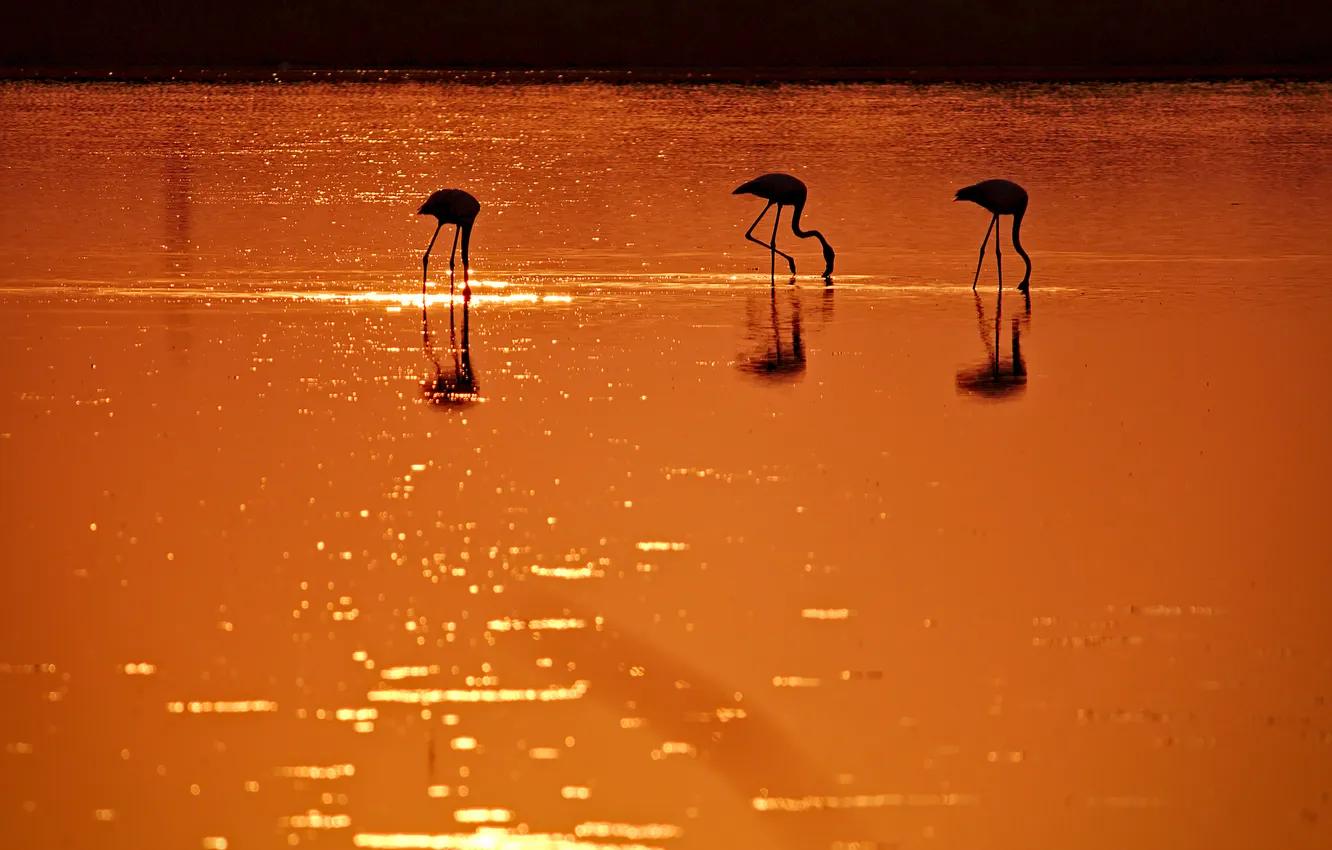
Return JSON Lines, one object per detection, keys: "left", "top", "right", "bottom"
{"left": 422, "top": 227, "right": 440, "bottom": 296}
{"left": 979, "top": 287, "right": 1028, "bottom": 377}
{"left": 1011, "top": 312, "right": 1026, "bottom": 377}
{"left": 972, "top": 215, "right": 995, "bottom": 289}
{"left": 456, "top": 288, "right": 474, "bottom": 390}
{"left": 790, "top": 289, "right": 804, "bottom": 363}
{"left": 1002, "top": 289, "right": 1028, "bottom": 377}
{"left": 766, "top": 286, "right": 804, "bottom": 370}
{"left": 447, "top": 228, "right": 460, "bottom": 295}
{"left": 739, "top": 286, "right": 806, "bottom": 379}
{"left": 957, "top": 288, "right": 1028, "bottom": 398}
{"left": 745, "top": 202, "right": 797, "bottom": 278}
{"left": 973, "top": 213, "right": 1014, "bottom": 290}
{"left": 422, "top": 223, "right": 470, "bottom": 298}
{"left": 422, "top": 284, "right": 440, "bottom": 378}
{"left": 974, "top": 289, "right": 997, "bottom": 372}
{"left": 421, "top": 270, "right": 478, "bottom": 402}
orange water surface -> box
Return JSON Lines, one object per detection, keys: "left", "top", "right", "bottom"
{"left": 1, "top": 81, "right": 1331, "bottom": 850}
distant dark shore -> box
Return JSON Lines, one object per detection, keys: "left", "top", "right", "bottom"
{"left": 4, "top": 65, "right": 1331, "bottom": 84}
{"left": 7, "top": 1, "right": 1325, "bottom": 84}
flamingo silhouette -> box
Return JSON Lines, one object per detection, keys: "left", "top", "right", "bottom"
{"left": 733, "top": 173, "right": 835, "bottom": 280}
{"left": 418, "top": 189, "right": 480, "bottom": 295}
{"left": 954, "top": 179, "right": 1032, "bottom": 292}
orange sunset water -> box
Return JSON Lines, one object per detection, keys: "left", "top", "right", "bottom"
{"left": 1, "top": 81, "right": 1331, "bottom": 850}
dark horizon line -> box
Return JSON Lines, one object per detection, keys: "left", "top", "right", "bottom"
{"left": 4, "top": 63, "right": 1331, "bottom": 85}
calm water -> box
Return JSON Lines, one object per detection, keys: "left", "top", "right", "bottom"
{"left": 1, "top": 81, "right": 1331, "bottom": 850}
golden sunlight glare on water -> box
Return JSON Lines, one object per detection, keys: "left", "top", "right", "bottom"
{"left": 1, "top": 80, "right": 1331, "bottom": 850}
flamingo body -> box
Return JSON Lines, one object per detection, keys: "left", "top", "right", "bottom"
{"left": 955, "top": 178, "right": 1032, "bottom": 292}
{"left": 733, "top": 173, "right": 809, "bottom": 206}
{"left": 419, "top": 189, "right": 480, "bottom": 224}
{"left": 954, "top": 179, "right": 1028, "bottom": 216}
{"left": 733, "top": 172, "right": 835, "bottom": 279}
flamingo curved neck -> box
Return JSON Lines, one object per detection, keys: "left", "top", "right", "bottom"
{"left": 790, "top": 199, "right": 835, "bottom": 274}
{"left": 1011, "top": 208, "right": 1032, "bottom": 287}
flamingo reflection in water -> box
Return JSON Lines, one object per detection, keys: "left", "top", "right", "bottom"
{"left": 421, "top": 271, "right": 480, "bottom": 404}
{"left": 955, "top": 288, "right": 1029, "bottom": 400}
{"left": 738, "top": 283, "right": 807, "bottom": 382}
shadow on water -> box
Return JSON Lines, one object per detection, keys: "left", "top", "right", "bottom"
{"left": 421, "top": 271, "right": 480, "bottom": 405}
{"left": 467, "top": 569, "right": 877, "bottom": 850}
{"left": 737, "top": 281, "right": 807, "bottom": 382}
{"left": 955, "top": 289, "right": 1029, "bottom": 400}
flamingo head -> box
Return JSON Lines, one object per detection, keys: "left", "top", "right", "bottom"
{"left": 820, "top": 241, "right": 835, "bottom": 278}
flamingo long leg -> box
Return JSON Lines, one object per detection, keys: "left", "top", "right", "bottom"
{"left": 461, "top": 223, "right": 473, "bottom": 292}
{"left": 447, "top": 227, "right": 461, "bottom": 297}
{"left": 995, "top": 215, "right": 1003, "bottom": 291}
{"left": 449, "top": 269, "right": 457, "bottom": 336}
{"left": 972, "top": 215, "right": 995, "bottom": 290}
{"left": 449, "top": 287, "right": 460, "bottom": 372}
{"left": 422, "top": 222, "right": 444, "bottom": 293}
{"left": 744, "top": 202, "right": 796, "bottom": 274}
{"left": 772, "top": 204, "right": 797, "bottom": 277}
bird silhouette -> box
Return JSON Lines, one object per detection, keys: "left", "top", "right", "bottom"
{"left": 733, "top": 173, "right": 835, "bottom": 280}
{"left": 418, "top": 189, "right": 480, "bottom": 295}
{"left": 954, "top": 179, "right": 1032, "bottom": 292}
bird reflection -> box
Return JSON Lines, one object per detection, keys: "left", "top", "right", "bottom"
{"left": 737, "top": 283, "right": 806, "bottom": 382}
{"left": 955, "top": 289, "right": 1029, "bottom": 400}
{"left": 162, "top": 125, "right": 194, "bottom": 363}
{"left": 422, "top": 273, "right": 480, "bottom": 404}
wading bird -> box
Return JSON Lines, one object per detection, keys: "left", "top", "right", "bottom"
{"left": 954, "top": 179, "right": 1032, "bottom": 292}
{"left": 733, "top": 173, "right": 835, "bottom": 280}
{"left": 418, "top": 189, "right": 480, "bottom": 294}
